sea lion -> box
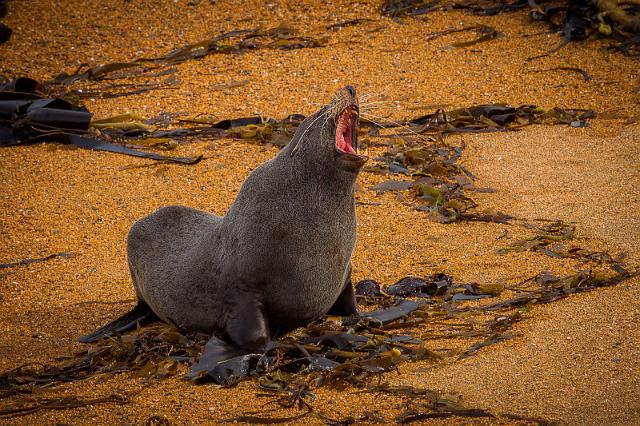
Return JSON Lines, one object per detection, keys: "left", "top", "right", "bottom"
{"left": 80, "top": 86, "right": 368, "bottom": 377}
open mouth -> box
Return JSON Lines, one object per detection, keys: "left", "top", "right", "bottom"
{"left": 335, "top": 106, "right": 358, "bottom": 155}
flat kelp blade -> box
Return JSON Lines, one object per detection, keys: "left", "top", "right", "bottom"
{"left": 211, "top": 116, "right": 265, "bottom": 129}
{"left": 0, "top": 23, "right": 11, "bottom": 44}
{"left": 25, "top": 133, "right": 202, "bottom": 164}
{"left": 23, "top": 99, "right": 92, "bottom": 130}
{"left": 0, "top": 77, "right": 43, "bottom": 94}
{"left": 385, "top": 275, "right": 453, "bottom": 298}
{"left": 369, "top": 180, "right": 414, "bottom": 192}
{"left": 186, "top": 336, "right": 255, "bottom": 383}
{"left": 364, "top": 299, "right": 421, "bottom": 323}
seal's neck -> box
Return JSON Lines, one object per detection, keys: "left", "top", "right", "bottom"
{"left": 279, "top": 145, "right": 358, "bottom": 198}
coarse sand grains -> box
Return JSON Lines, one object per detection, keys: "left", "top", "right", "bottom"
{"left": 1, "top": 1, "right": 639, "bottom": 424}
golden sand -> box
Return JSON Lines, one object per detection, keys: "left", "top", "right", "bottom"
{"left": 1, "top": 0, "right": 639, "bottom": 424}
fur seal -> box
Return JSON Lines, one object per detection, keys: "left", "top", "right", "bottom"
{"left": 80, "top": 86, "right": 368, "bottom": 377}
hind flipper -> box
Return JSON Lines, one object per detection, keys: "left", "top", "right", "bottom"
{"left": 78, "top": 300, "right": 159, "bottom": 343}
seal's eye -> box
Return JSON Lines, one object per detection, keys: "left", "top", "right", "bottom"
{"left": 335, "top": 107, "right": 357, "bottom": 154}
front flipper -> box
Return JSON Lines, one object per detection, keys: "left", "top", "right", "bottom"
{"left": 186, "top": 335, "right": 257, "bottom": 383}
{"left": 224, "top": 282, "right": 270, "bottom": 352}
{"left": 186, "top": 282, "right": 270, "bottom": 383}
{"left": 327, "top": 266, "right": 359, "bottom": 317}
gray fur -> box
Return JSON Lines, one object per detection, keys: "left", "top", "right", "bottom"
{"left": 126, "top": 87, "right": 365, "bottom": 350}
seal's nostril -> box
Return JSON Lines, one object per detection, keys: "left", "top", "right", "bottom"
{"left": 345, "top": 85, "right": 356, "bottom": 97}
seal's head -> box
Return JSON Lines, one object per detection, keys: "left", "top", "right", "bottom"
{"left": 288, "top": 85, "right": 368, "bottom": 173}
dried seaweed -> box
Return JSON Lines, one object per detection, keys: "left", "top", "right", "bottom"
{"left": 4, "top": 260, "right": 632, "bottom": 394}
{"left": 0, "top": 323, "right": 207, "bottom": 400}
{"left": 382, "top": 0, "right": 529, "bottom": 17}
{"left": 0, "top": 23, "right": 10, "bottom": 44}
{"left": 226, "top": 381, "right": 498, "bottom": 424}
{"left": 383, "top": 0, "right": 640, "bottom": 55}
{"left": 67, "top": 75, "right": 180, "bottom": 100}
{"left": 0, "top": 78, "right": 201, "bottom": 164}
{"left": 0, "top": 81, "right": 302, "bottom": 162}
{"left": 0, "top": 394, "right": 129, "bottom": 418}
{"left": 0, "top": 81, "right": 635, "bottom": 419}
{"left": 446, "top": 25, "right": 502, "bottom": 49}
{"left": 0, "top": 259, "right": 634, "bottom": 421}
{"left": 0, "top": 252, "right": 74, "bottom": 269}
{"left": 1, "top": 77, "right": 598, "bottom": 182}
{"left": 52, "top": 24, "right": 327, "bottom": 85}
{"left": 222, "top": 411, "right": 312, "bottom": 424}
{"left": 527, "top": 66, "right": 592, "bottom": 81}
{"left": 458, "top": 332, "right": 514, "bottom": 358}
{"left": 408, "top": 104, "right": 595, "bottom": 131}
{"left": 364, "top": 383, "right": 496, "bottom": 422}
{"left": 326, "top": 18, "right": 376, "bottom": 30}
{"left": 482, "top": 267, "right": 636, "bottom": 311}
{"left": 497, "top": 220, "right": 628, "bottom": 266}
{"left": 497, "top": 220, "right": 576, "bottom": 255}
{"left": 363, "top": 103, "right": 594, "bottom": 223}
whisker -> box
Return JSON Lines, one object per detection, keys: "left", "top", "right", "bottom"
{"left": 359, "top": 101, "right": 387, "bottom": 108}
{"left": 360, "top": 111, "right": 432, "bottom": 143}
{"left": 321, "top": 105, "right": 335, "bottom": 134}
{"left": 359, "top": 95, "right": 384, "bottom": 104}
{"left": 359, "top": 113, "right": 394, "bottom": 128}
{"left": 359, "top": 83, "right": 394, "bottom": 102}
{"left": 360, "top": 105, "right": 385, "bottom": 113}
{"left": 291, "top": 107, "right": 332, "bottom": 156}
{"left": 360, "top": 92, "right": 386, "bottom": 101}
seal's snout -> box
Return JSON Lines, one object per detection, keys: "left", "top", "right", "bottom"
{"left": 344, "top": 85, "right": 356, "bottom": 97}
{"left": 333, "top": 85, "right": 367, "bottom": 170}
{"left": 338, "top": 85, "right": 358, "bottom": 105}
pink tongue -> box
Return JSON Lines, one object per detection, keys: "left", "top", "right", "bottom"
{"left": 337, "top": 132, "right": 356, "bottom": 154}
{"left": 336, "top": 111, "right": 356, "bottom": 154}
